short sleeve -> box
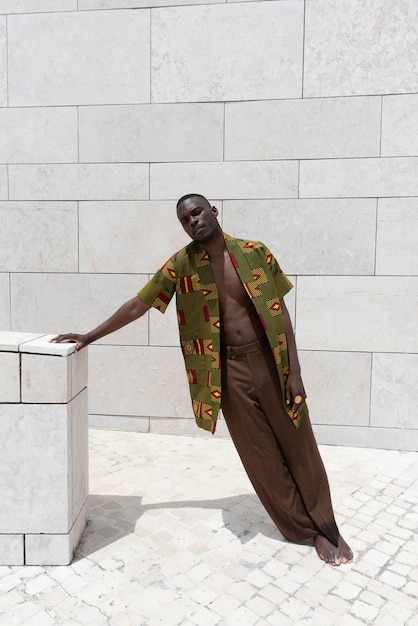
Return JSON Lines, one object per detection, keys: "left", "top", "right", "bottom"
{"left": 137, "top": 257, "right": 177, "bottom": 314}
{"left": 262, "top": 244, "right": 293, "bottom": 299}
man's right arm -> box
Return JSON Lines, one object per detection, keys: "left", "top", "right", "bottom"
{"left": 51, "top": 296, "right": 151, "bottom": 351}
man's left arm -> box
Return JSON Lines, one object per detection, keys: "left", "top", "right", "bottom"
{"left": 280, "top": 298, "right": 306, "bottom": 415}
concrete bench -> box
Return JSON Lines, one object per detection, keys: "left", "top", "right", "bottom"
{"left": 0, "top": 332, "right": 88, "bottom": 565}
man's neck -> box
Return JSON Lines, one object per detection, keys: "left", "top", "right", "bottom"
{"left": 201, "top": 229, "right": 226, "bottom": 258}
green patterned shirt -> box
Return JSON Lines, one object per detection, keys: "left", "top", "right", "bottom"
{"left": 137, "top": 234, "right": 308, "bottom": 433}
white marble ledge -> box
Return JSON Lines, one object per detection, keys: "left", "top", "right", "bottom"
{"left": 20, "top": 334, "right": 77, "bottom": 356}
{"left": 0, "top": 331, "right": 44, "bottom": 352}
{"left": 0, "top": 332, "right": 76, "bottom": 356}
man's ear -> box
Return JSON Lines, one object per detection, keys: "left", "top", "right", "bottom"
{"left": 211, "top": 205, "right": 219, "bottom": 217}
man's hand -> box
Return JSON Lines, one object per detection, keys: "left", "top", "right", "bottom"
{"left": 50, "top": 333, "right": 89, "bottom": 351}
{"left": 285, "top": 370, "right": 306, "bottom": 415}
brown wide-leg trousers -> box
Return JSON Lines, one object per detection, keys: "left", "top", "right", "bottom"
{"left": 220, "top": 336, "right": 340, "bottom": 547}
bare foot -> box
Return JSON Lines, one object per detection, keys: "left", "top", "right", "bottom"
{"left": 314, "top": 535, "right": 353, "bottom": 566}
{"left": 338, "top": 535, "right": 353, "bottom": 564}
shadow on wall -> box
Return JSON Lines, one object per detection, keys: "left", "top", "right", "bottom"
{"left": 74, "top": 493, "right": 290, "bottom": 561}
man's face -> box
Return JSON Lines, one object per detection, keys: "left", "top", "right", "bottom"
{"left": 177, "top": 196, "right": 220, "bottom": 244}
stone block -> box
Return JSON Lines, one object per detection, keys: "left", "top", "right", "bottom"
{"left": 9, "top": 164, "right": 149, "bottom": 201}
{"left": 150, "top": 161, "right": 299, "bottom": 200}
{"left": 0, "top": 352, "right": 20, "bottom": 402}
{"left": 0, "top": 166, "right": 7, "bottom": 199}
{"left": 0, "top": 332, "right": 88, "bottom": 564}
{"left": 79, "top": 201, "right": 189, "bottom": 274}
{"left": 150, "top": 417, "right": 212, "bottom": 437}
{"left": 79, "top": 103, "right": 224, "bottom": 163}
{"left": 20, "top": 335, "right": 87, "bottom": 405}
{"left": 20, "top": 333, "right": 77, "bottom": 356}
{"left": 25, "top": 502, "right": 88, "bottom": 566}
{"left": 0, "top": 18, "right": 7, "bottom": 107}
{"left": 223, "top": 199, "right": 376, "bottom": 275}
{"left": 0, "top": 107, "right": 77, "bottom": 164}
{"left": 0, "top": 0, "right": 76, "bottom": 12}
{"left": 298, "top": 351, "right": 371, "bottom": 426}
{"left": 89, "top": 414, "right": 150, "bottom": 432}
{"left": 370, "top": 353, "right": 418, "bottom": 430}
{"left": 150, "top": 416, "right": 229, "bottom": 438}
{"left": 300, "top": 157, "right": 418, "bottom": 199}
{"left": 151, "top": 2, "right": 303, "bottom": 102}
{"left": 10, "top": 273, "right": 149, "bottom": 346}
{"left": 0, "top": 275, "right": 10, "bottom": 330}
{"left": 25, "top": 532, "right": 72, "bottom": 567}
{"left": 225, "top": 97, "right": 380, "bottom": 160}
{"left": 313, "top": 425, "right": 418, "bottom": 452}
{"left": 80, "top": 0, "right": 222, "bottom": 9}
{"left": 296, "top": 276, "right": 418, "bottom": 353}
{"left": 88, "top": 345, "right": 193, "bottom": 418}
{"left": 304, "top": 0, "right": 418, "bottom": 97}
{"left": 0, "top": 535, "right": 24, "bottom": 566}
{"left": 8, "top": 10, "right": 150, "bottom": 106}
{"left": 72, "top": 348, "right": 88, "bottom": 400}
{"left": 21, "top": 353, "right": 71, "bottom": 404}
{"left": 376, "top": 198, "right": 418, "bottom": 275}
{"left": 0, "top": 402, "right": 72, "bottom": 534}
{"left": 0, "top": 202, "right": 78, "bottom": 272}
{"left": 0, "top": 331, "right": 44, "bottom": 351}
{"left": 71, "top": 390, "right": 89, "bottom": 521}
{"left": 382, "top": 95, "right": 418, "bottom": 157}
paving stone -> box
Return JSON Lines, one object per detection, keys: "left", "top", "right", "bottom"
{"left": 280, "top": 597, "right": 311, "bottom": 621}
{"left": 331, "top": 581, "right": 363, "bottom": 601}
{"left": 207, "top": 593, "right": 241, "bottom": 617}
{"left": 380, "top": 601, "right": 415, "bottom": 623}
{"left": 350, "top": 599, "right": 380, "bottom": 622}
{"left": 245, "top": 569, "right": 273, "bottom": 589}
{"left": 388, "top": 561, "right": 412, "bottom": 576}
{"left": 310, "top": 605, "right": 340, "bottom": 625}
{"left": 389, "top": 589, "right": 418, "bottom": 611}
{"left": 358, "top": 589, "right": 386, "bottom": 608}
{"left": 257, "top": 582, "right": 288, "bottom": 606}
{"left": 404, "top": 581, "right": 418, "bottom": 597}
{"left": 378, "top": 570, "right": 407, "bottom": 589}
{"left": 365, "top": 549, "right": 392, "bottom": 567}
{"left": 337, "top": 615, "right": 366, "bottom": 626}
{"left": 373, "top": 614, "right": 405, "bottom": 626}
{"left": 226, "top": 580, "right": 258, "bottom": 601}
{"left": 222, "top": 605, "right": 259, "bottom": 625}
{"left": 265, "top": 611, "right": 294, "bottom": 625}
{"left": 246, "top": 595, "right": 276, "bottom": 618}
{"left": 320, "top": 594, "right": 351, "bottom": 615}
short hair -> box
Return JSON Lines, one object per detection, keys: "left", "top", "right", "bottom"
{"left": 176, "top": 193, "right": 209, "bottom": 209}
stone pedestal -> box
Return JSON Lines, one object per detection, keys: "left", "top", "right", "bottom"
{"left": 0, "top": 332, "right": 88, "bottom": 565}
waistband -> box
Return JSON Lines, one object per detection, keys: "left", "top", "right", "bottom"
{"left": 222, "top": 335, "right": 269, "bottom": 359}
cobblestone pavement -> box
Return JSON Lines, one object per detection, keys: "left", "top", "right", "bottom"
{"left": 0, "top": 429, "right": 417, "bottom": 626}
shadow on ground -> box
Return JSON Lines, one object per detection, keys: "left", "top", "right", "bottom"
{"left": 74, "top": 493, "right": 288, "bottom": 560}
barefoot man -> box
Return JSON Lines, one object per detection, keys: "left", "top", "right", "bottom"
{"left": 52, "top": 194, "right": 353, "bottom": 566}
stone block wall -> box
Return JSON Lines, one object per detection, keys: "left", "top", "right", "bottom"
{"left": 0, "top": 332, "right": 88, "bottom": 565}
{"left": 0, "top": 0, "right": 417, "bottom": 450}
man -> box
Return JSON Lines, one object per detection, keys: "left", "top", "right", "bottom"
{"left": 52, "top": 193, "right": 353, "bottom": 566}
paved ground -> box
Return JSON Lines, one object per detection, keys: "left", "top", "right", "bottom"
{"left": 0, "top": 428, "right": 417, "bottom": 625}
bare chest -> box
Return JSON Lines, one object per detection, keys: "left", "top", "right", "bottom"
{"left": 210, "top": 252, "right": 249, "bottom": 307}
